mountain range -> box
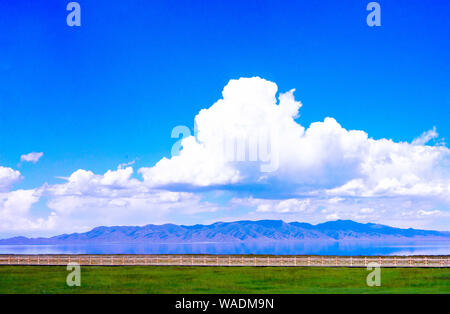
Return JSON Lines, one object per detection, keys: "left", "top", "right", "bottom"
{"left": 1, "top": 220, "right": 449, "bottom": 244}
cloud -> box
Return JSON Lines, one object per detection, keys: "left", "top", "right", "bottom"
{"left": 42, "top": 166, "right": 218, "bottom": 233}
{"left": 411, "top": 127, "right": 440, "bottom": 146}
{"left": 360, "top": 208, "right": 374, "bottom": 214}
{"left": 228, "top": 195, "right": 449, "bottom": 230}
{"left": 0, "top": 166, "right": 21, "bottom": 191}
{"left": 137, "top": 77, "right": 450, "bottom": 230}
{"left": 118, "top": 160, "right": 136, "bottom": 169}
{"left": 0, "top": 188, "right": 54, "bottom": 233}
{"left": 418, "top": 209, "right": 441, "bottom": 216}
{"left": 0, "top": 165, "right": 218, "bottom": 236}
{"left": 1, "top": 77, "right": 450, "bottom": 236}
{"left": 20, "top": 152, "right": 44, "bottom": 163}
{"left": 0, "top": 165, "right": 52, "bottom": 234}
{"left": 139, "top": 77, "right": 450, "bottom": 202}
{"left": 255, "top": 199, "right": 311, "bottom": 213}
{"left": 139, "top": 77, "right": 304, "bottom": 187}
{"left": 326, "top": 213, "right": 339, "bottom": 220}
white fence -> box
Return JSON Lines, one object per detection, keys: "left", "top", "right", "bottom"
{"left": 0, "top": 255, "right": 449, "bottom": 267}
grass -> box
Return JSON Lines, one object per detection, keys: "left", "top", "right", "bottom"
{"left": 0, "top": 266, "right": 449, "bottom": 294}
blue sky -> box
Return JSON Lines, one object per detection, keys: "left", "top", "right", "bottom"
{"left": 0, "top": 1, "right": 449, "bottom": 237}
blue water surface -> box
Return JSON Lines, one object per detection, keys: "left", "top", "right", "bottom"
{"left": 1, "top": 241, "right": 449, "bottom": 256}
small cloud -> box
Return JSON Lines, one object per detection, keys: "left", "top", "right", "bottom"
{"left": 20, "top": 152, "right": 44, "bottom": 164}
{"left": 412, "top": 127, "right": 440, "bottom": 146}
{"left": 417, "top": 209, "right": 441, "bottom": 216}
{"left": 256, "top": 198, "right": 310, "bottom": 213}
{"left": 118, "top": 160, "right": 136, "bottom": 169}
{"left": 326, "top": 213, "right": 339, "bottom": 220}
{"left": 328, "top": 197, "right": 344, "bottom": 204}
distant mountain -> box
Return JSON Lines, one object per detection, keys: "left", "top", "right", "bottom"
{"left": 1, "top": 220, "right": 449, "bottom": 245}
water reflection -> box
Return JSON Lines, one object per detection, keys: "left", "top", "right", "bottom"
{"left": 0, "top": 240, "right": 449, "bottom": 256}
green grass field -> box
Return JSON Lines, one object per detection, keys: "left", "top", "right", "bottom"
{"left": 0, "top": 266, "right": 449, "bottom": 294}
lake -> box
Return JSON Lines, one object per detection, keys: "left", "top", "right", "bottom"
{"left": 1, "top": 240, "right": 449, "bottom": 256}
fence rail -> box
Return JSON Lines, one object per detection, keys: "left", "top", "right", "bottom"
{"left": 0, "top": 255, "right": 449, "bottom": 267}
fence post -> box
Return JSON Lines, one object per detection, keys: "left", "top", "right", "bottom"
{"left": 335, "top": 257, "right": 338, "bottom": 266}
{"left": 364, "top": 257, "right": 367, "bottom": 266}
{"left": 425, "top": 257, "right": 428, "bottom": 267}
{"left": 294, "top": 256, "right": 296, "bottom": 266}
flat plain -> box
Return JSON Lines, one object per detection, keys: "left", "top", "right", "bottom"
{"left": 0, "top": 265, "right": 449, "bottom": 294}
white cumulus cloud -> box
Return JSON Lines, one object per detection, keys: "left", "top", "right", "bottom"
{"left": 138, "top": 77, "right": 450, "bottom": 202}
{"left": 0, "top": 188, "right": 55, "bottom": 233}
{"left": 0, "top": 166, "right": 21, "bottom": 191}
{"left": 42, "top": 166, "right": 218, "bottom": 233}
{"left": 20, "top": 152, "right": 44, "bottom": 163}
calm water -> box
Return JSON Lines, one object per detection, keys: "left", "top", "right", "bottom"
{"left": 1, "top": 241, "right": 449, "bottom": 256}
